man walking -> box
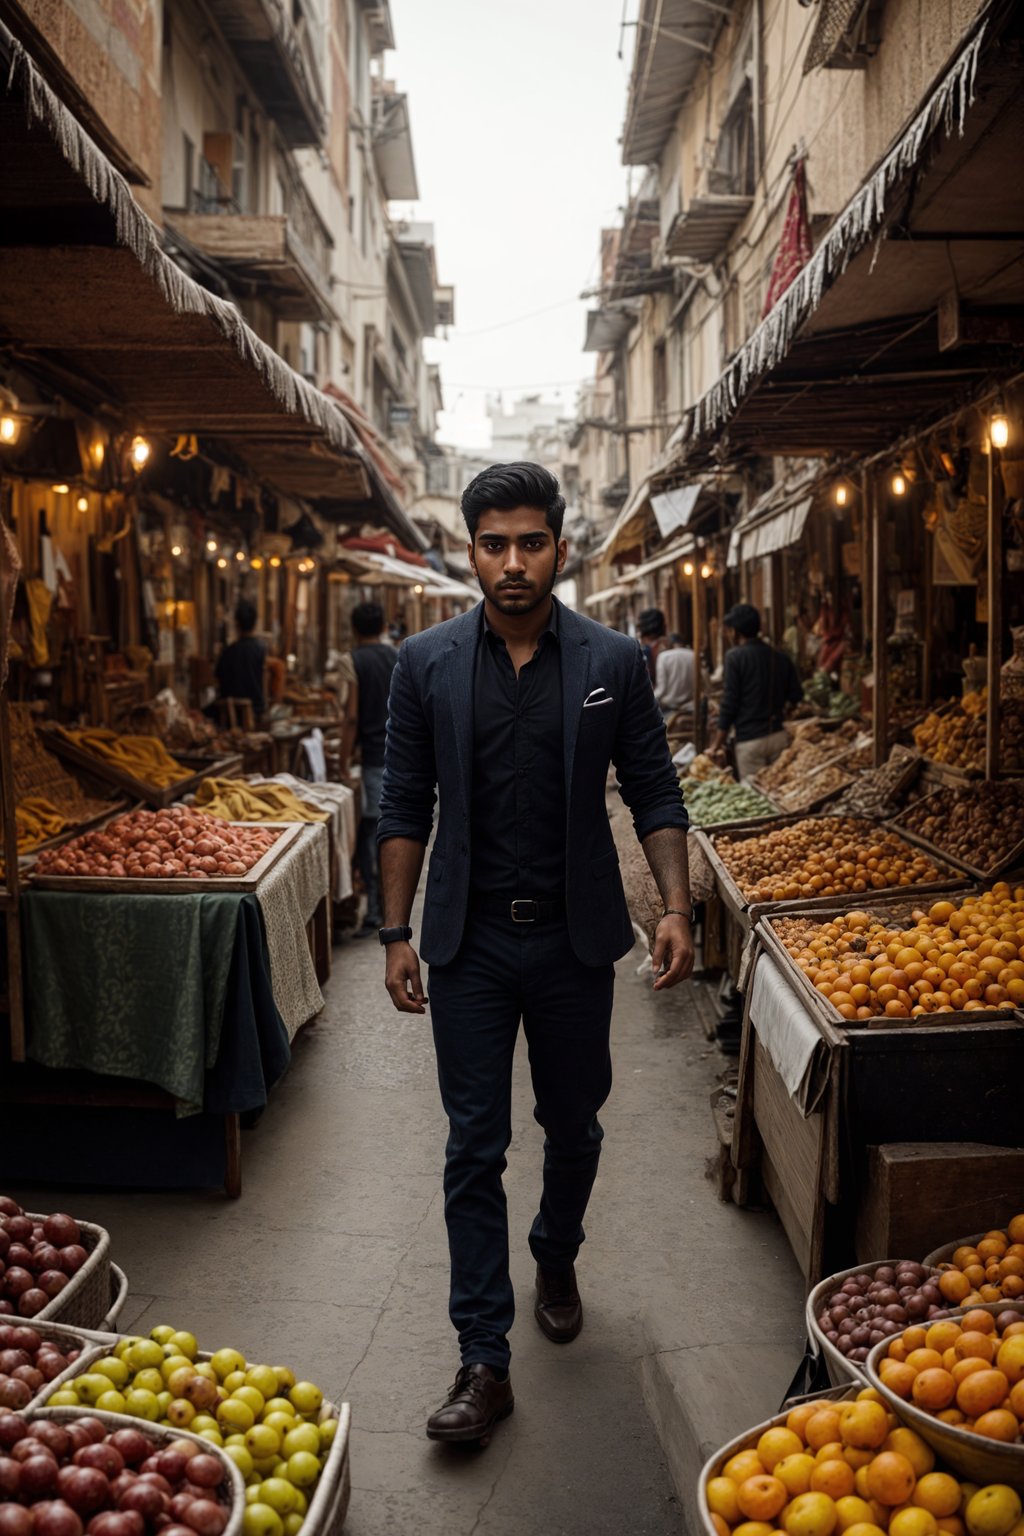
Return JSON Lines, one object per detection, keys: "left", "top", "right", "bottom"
{"left": 339, "top": 601, "right": 397, "bottom": 936}
{"left": 376, "top": 463, "right": 693, "bottom": 1444}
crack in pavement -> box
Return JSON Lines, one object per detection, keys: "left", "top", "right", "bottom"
{"left": 466, "top": 1431, "right": 517, "bottom": 1536}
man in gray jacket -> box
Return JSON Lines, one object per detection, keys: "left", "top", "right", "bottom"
{"left": 376, "top": 462, "right": 693, "bottom": 1444}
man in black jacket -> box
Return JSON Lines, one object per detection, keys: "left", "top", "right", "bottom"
{"left": 376, "top": 463, "right": 693, "bottom": 1444}
{"left": 709, "top": 602, "right": 803, "bottom": 781}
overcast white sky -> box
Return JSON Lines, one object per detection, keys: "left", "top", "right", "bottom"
{"left": 385, "top": 0, "right": 638, "bottom": 450}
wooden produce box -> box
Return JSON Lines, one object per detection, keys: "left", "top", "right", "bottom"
{"left": 39, "top": 725, "right": 239, "bottom": 810}
{"left": 27, "top": 821, "right": 303, "bottom": 893}
{"left": 885, "top": 786, "right": 1024, "bottom": 882}
{"left": 855, "top": 1142, "right": 1024, "bottom": 1265}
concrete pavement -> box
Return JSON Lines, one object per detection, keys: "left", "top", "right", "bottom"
{"left": 12, "top": 890, "right": 805, "bottom": 1535}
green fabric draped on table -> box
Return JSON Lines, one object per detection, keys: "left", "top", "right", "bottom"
{"left": 23, "top": 890, "right": 241, "bottom": 1114}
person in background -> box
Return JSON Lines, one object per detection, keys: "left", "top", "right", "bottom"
{"left": 215, "top": 599, "right": 266, "bottom": 719}
{"left": 339, "top": 601, "right": 398, "bottom": 936}
{"left": 708, "top": 602, "right": 803, "bottom": 781}
{"left": 265, "top": 643, "right": 287, "bottom": 707}
{"left": 654, "top": 632, "right": 704, "bottom": 718}
{"left": 637, "top": 608, "right": 670, "bottom": 685}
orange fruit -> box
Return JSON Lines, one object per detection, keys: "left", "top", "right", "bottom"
{"left": 952, "top": 1357, "right": 989, "bottom": 1387}
{"left": 710, "top": 1515, "right": 732, "bottom": 1536}
{"left": 776, "top": 1454, "right": 817, "bottom": 1497}
{"left": 844, "top": 1449, "right": 874, "bottom": 1472}
{"left": 996, "top": 1336, "right": 1024, "bottom": 1384}
{"left": 972, "top": 1409, "right": 1019, "bottom": 1442}
{"left": 783, "top": 1491, "right": 839, "bottom": 1536}
{"left": 889, "top": 1511, "right": 939, "bottom": 1536}
{"left": 787, "top": 1404, "right": 820, "bottom": 1441}
{"left": 936, "top": 1519, "right": 966, "bottom": 1536}
{"left": 956, "top": 1367, "right": 1010, "bottom": 1417}
{"left": 805, "top": 1409, "right": 843, "bottom": 1452}
{"left": 725, "top": 1450, "right": 768, "bottom": 1484}
{"left": 738, "top": 1474, "right": 790, "bottom": 1522}
{"left": 840, "top": 1401, "right": 890, "bottom": 1450}
{"left": 1008, "top": 1215, "right": 1024, "bottom": 1244}
{"left": 865, "top": 1451, "right": 916, "bottom": 1506}
{"left": 816, "top": 1442, "right": 846, "bottom": 1465}
{"left": 927, "top": 1322, "right": 964, "bottom": 1354}
{"left": 1011, "top": 1380, "right": 1024, "bottom": 1417}
{"left": 708, "top": 1476, "right": 742, "bottom": 1522}
{"left": 811, "top": 1462, "right": 856, "bottom": 1500}
{"left": 938, "top": 1272, "right": 971, "bottom": 1304}
{"left": 912, "top": 1370, "right": 956, "bottom": 1411}
{"left": 760, "top": 1428, "right": 807, "bottom": 1472}
{"left": 734, "top": 1523, "right": 776, "bottom": 1536}
{"left": 912, "top": 1474, "right": 963, "bottom": 1518}
{"left": 955, "top": 1332, "right": 995, "bottom": 1363}
{"left": 833, "top": 1498, "right": 876, "bottom": 1534}
{"left": 906, "top": 1349, "right": 944, "bottom": 1374}
{"left": 883, "top": 1428, "right": 934, "bottom": 1478}
{"left": 880, "top": 1360, "right": 917, "bottom": 1399}
{"left": 903, "top": 1328, "right": 929, "bottom": 1354}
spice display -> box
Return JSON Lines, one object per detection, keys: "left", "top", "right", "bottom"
{"left": 932, "top": 1215, "right": 1024, "bottom": 1306}
{"left": 752, "top": 720, "right": 861, "bottom": 800}
{"left": 32, "top": 808, "right": 281, "bottom": 880}
{"left": 682, "top": 780, "right": 776, "bottom": 827}
{"left": 46, "top": 1324, "right": 338, "bottom": 1534}
{"left": 815, "top": 1262, "right": 943, "bottom": 1365}
{"left": 771, "top": 887, "right": 1023, "bottom": 1020}
{"left": 0, "top": 1201, "right": 90, "bottom": 1321}
{"left": 873, "top": 1308, "right": 1024, "bottom": 1444}
{"left": 897, "top": 782, "right": 1024, "bottom": 875}
{"left": 192, "top": 780, "right": 328, "bottom": 824}
{"left": 714, "top": 816, "right": 944, "bottom": 904}
{"left": 56, "top": 730, "right": 190, "bottom": 788}
{"left": 914, "top": 690, "right": 1024, "bottom": 772}
{"left": 704, "top": 1385, "right": 1019, "bottom": 1536}
{"left": 832, "top": 751, "right": 921, "bottom": 819}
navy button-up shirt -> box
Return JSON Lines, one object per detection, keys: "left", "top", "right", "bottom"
{"left": 470, "top": 604, "right": 566, "bottom": 896}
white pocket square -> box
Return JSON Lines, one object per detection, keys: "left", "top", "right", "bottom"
{"left": 583, "top": 688, "right": 613, "bottom": 709}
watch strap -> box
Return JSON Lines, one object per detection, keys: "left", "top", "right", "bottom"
{"left": 378, "top": 924, "right": 413, "bottom": 946}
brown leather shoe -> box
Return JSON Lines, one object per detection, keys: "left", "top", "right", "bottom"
{"left": 425, "top": 1362, "right": 514, "bottom": 1444}
{"left": 534, "top": 1262, "right": 583, "bottom": 1343}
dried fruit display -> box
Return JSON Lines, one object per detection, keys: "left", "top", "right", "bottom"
{"left": 771, "top": 888, "right": 1023, "bottom": 1020}
{"left": 913, "top": 691, "right": 1024, "bottom": 772}
{"left": 873, "top": 1307, "right": 1024, "bottom": 1445}
{"left": 713, "top": 817, "right": 945, "bottom": 905}
{"left": 32, "top": 809, "right": 281, "bottom": 881}
{"left": 933, "top": 1216, "right": 1024, "bottom": 1307}
{"left": 681, "top": 780, "right": 775, "bottom": 827}
{"left": 832, "top": 752, "right": 921, "bottom": 819}
{"left": 753, "top": 720, "right": 862, "bottom": 801}
{"left": 704, "top": 1384, "right": 1021, "bottom": 1536}
{"left": 896, "top": 782, "right": 1024, "bottom": 875}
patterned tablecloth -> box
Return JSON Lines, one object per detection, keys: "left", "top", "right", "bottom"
{"left": 255, "top": 821, "right": 329, "bottom": 1039}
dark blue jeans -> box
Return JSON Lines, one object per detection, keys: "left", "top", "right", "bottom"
{"left": 428, "top": 910, "right": 615, "bottom": 1372}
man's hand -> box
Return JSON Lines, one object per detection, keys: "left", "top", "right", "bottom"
{"left": 384, "top": 940, "right": 428, "bottom": 1014}
{"left": 651, "top": 914, "right": 694, "bottom": 990}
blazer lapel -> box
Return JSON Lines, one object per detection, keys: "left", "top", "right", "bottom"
{"left": 446, "top": 604, "right": 482, "bottom": 812}
{"left": 559, "top": 602, "right": 591, "bottom": 800}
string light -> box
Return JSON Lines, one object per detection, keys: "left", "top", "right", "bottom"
{"left": 991, "top": 406, "right": 1009, "bottom": 450}
{"left": 834, "top": 483, "right": 849, "bottom": 507}
{"left": 216, "top": 556, "right": 228, "bottom": 569}
{"left": 76, "top": 495, "right": 88, "bottom": 513}
{"left": 891, "top": 472, "right": 907, "bottom": 497}
{"left": 206, "top": 538, "right": 218, "bottom": 553}
{"left": 683, "top": 560, "right": 695, "bottom": 577}
{"left": 269, "top": 555, "right": 282, "bottom": 569}
{"left": 51, "top": 483, "right": 69, "bottom": 494}
{"left": 250, "top": 556, "right": 264, "bottom": 571}
{"left": 700, "top": 562, "right": 712, "bottom": 580}
{"left": 89, "top": 440, "right": 105, "bottom": 468}
{"left": 235, "top": 550, "right": 245, "bottom": 562}
{"left": 0, "top": 415, "right": 20, "bottom": 445}
{"left": 171, "top": 544, "right": 182, "bottom": 557}
{"left": 129, "top": 435, "right": 151, "bottom": 469}
{"left": 413, "top": 583, "right": 424, "bottom": 594}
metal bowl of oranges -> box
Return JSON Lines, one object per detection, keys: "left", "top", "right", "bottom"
{"left": 923, "top": 1216, "right": 1024, "bottom": 1303}
{"left": 865, "top": 1301, "right": 1024, "bottom": 1491}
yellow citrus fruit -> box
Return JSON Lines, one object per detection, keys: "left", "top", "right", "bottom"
{"left": 913, "top": 1475, "right": 964, "bottom": 1519}
{"left": 776, "top": 1455, "right": 817, "bottom": 1497}
{"left": 707, "top": 1477, "right": 743, "bottom": 1523}
{"left": 890, "top": 1511, "right": 939, "bottom": 1536}
{"left": 964, "top": 1487, "right": 1022, "bottom": 1536}
{"left": 783, "top": 1491, "right": 839, "bottom": 1536}
{"left": 834, "top": 1498, "right": 876, "bottom": 1533}
{"left": 759, "top": 1428, "right": 806, "bottom": 1472}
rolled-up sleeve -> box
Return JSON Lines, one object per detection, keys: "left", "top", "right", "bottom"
{"left": 612, "top": 643, "right": 688, "bottom": 841}
{"left": 376, "top": 646, "right": 436, "bottom": 845}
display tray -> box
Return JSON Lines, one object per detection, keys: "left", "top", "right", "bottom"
{"left": 767, "top": 737, "right": 873, "bottom": 816}
{"left": 176, "top": 750, "right": 245, "bottom": 778}
{"left": 695, "top": 817, "right": 968, "bottom": 936}
{"left": 755, "top": 895, "right": 1023, "bottom": 1034}
{"left": 25, "top": 820, "right": 304, "bottom": 893}
{"left": 38, "top": 724, "right": 238, "bottom": 809}
{"left": 884, "top": 788, "right": 1024, "bottom": 882}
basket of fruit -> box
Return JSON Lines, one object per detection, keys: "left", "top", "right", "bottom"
{"left": 0, "top": 1406, "right": 245, "bottom": 1536}
{"left": 0, "top": 1319, "right": 114, "bottom": 1413}
{"left": 697, "top": 1383, "right": 1022, "bottom": 1536}
{"left": 102, "top": 1271, "right": 129, "bottom": 1336}
{"left": 0, "top": 1199, "right": 112, "bottom": 1333}
{"left": 44, "top": 1329, "right": 349, "bottom": 1536}
{"left": 865, "top": 1302, "right": 1024, "bottom": 1490}
{"left": 922, "top": 1218, "right": 1024, "bottom": 1302}
{"left": 807, "top": 1261, "right": 941, "bottom": 1385}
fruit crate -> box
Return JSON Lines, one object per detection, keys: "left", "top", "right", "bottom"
{"left": 28, "top": 1405, "right": 247, "bottom": 1535}
{"left": 29, "top": 1213, "right": 112, "bottom": 1332}
{"left": 755, "top": 896, "right": 1024, "bottom": 1034}
{"left": 885, "top": 787, "right": 1024, "bottom": 882}
{"left": 865, "top": 1300, "right": 1024, "bottom": 1491}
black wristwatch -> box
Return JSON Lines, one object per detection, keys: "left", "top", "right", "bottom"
{"left": 378, "top": 924, "right": 413, "bottom": 946}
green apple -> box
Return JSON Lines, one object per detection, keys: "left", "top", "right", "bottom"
{"left": 169, "top": 1331, "right": 199, "bottom": 1360}
{"left": 258, "top": 1480, "right": 297, "bottom": 1516}
{"left": 149, "top": 1325, "right": 176, "bottom": 1346}
{"left": 93, "top": 1356, "right": 130, "bottom": 1388}
{"left": 47, "top": 1389, "right": 79, "bottom": 1407}
{"left": 242, "top": 1504, "right": 283, "bottom": 1536}
{"left": 288, "top": 1383, "right": 322, "bottom": 1416}
{"left": 217, "top": 1399, "right": 255, "bottom": 1433}
{"left": 95, "top": 1390, "right": 127, "bottom": 1414}
{"left": 124, "top": 1388, "right": 160, "bottom": 1421}
{"left": 224, "top": 1445, "right": 254, "bottom": 1480}
{"left": 284, "top": 1452, "right": 320, "bottom": 1489}
{"left": 210, "top": 1348, "right": 247, "bottom": 1380}
{"left": 282, "top": 1425, "right": 319, "bottom": 1459}
{"left": 127, "top": 1339, "right": 165, "bottom": 1372}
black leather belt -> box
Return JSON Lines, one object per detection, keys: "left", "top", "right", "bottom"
{"left": 475, "top": 894, "right": 566, "bottom": 923}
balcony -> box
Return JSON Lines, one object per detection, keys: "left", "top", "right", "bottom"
{"left": 170, "top": 163, "right": 334, "bottom": 322}
{"left": 664, "top": 193, "right": 753, "bottom": 262}
{"left": 372, "top": 85, "right": 418, "bottom": 201}
{"left": 203, "top": 0, "right": 325, "bottom": 147}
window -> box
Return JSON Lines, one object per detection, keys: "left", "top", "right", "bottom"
{"left": 182, "top": 134, "right": 194, "bottom": 210}
{"left": 710, "top": 84, "right": 754, "bottom": 198}
{"left": 653, "top": 340, "right": 667, "bottom": 422}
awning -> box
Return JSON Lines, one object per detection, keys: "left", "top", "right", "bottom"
{"left": 651, "top": 483, "right": 702, "bottom": 538}
{"left": 726, "top": 467, "right": 822, "bottom": 567}
{"left": 352, "top": 549, "right": 477, "bottom": 601}
{"left": 584, "top": 583, "right": 631, "bottom": 609}
{"left": 669, "top": 3, "right": 1024, "bottom": 469}
{"left": 595, "top": 474, "right": 654, "bottom": 559}
{"left": 623, "top": 534, "right": 696, "bottom": 585}
{"left": 584, "top": 305, "right": 638, "bottom": 353}
{"left": 622, "top": 1, "right": 726, "bottom": 166}
{"left": 740, "top": 499, "right": 812, "bottom": 562}
{"left": 0, "top": 26, "right": 422, "bottom": 547}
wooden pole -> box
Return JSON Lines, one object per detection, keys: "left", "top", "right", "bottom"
{"left": 871, "top": 477, "right": 887, "bottom": 768}
{"left": 922, "top": 513, "right": 934, "bottom": 708}
{"left": 986, "top": 445, "right": 1002, "bottom": 780}
{"left": 692, "top": 556, "right": 703, "bottom": 753}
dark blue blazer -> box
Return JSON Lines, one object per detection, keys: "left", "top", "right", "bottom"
{"left": 377, "top": 598, "right": 688, "bottom": 968}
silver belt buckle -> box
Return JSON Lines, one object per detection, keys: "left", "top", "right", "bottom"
{"left": 510, "top": 899, "right": 537, "bottom": 923}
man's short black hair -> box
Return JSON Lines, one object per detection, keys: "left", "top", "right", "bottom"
{"left": 637, "top": 608, "right": 666, "bottom": 638}
{"left": 460, "top": 461, "right": 566, "bottom": 541}
{"left": 724, "top": 602, "right": 761, "bottom": 639}
{"left": 235, "top": 600, "right": 257, "bottom": 634}
{"left": 352, "top": 601, "right": 385, "bottom": 638}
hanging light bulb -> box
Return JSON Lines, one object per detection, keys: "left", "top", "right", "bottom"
{"left": 701, "top": 562, "right": 712, "bottom": 580}
{"left": 269, "top": 555, "right": 282, "bottom": 569}
{"left": 51, "top": 483, "right": 69, "bottom": 494}
{"left": 171, "top": 544, "right": 182, "bottom": 558}
{"left": 216, "top": 556, "right": 228, "bottom": 569}
{"left": 891, "top": 472, "right": 907, "bottom": 497}
{"left": 206, "top": 537, "right": 218, "bottom": 553}
{"left": 413, "top": 582, "right": 424, "bottom": 595}
{"left": 129, "top": 435, "right": 151, "bottom": 469}
{"left": 76, "top": 495, "right": 89, "bottom": 513}
{"left": 991, "top": 407, "right": 1009, "bottom": 450}
{"left": 834, "top": 482, "right": 849, "bottom": 508}
{"left": 235, "top": 549, "right": 245, "bottom": 562}
{"left": 0, "top": 415, "right": 20, "bottom": 445}
{"left": 683, "top": 560, "right": 695, "bottom": 577}
{"left": 89, "top": 439, "right": 105, "bottom": 469}
{"left": 250, "top": 556, "right": 264, "bottom": 571}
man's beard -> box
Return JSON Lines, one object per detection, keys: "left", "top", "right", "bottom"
{"left": 479, "top": 555, "right": 558, "bottom": 616}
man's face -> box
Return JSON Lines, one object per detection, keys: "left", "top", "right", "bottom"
{"left": 469, "top": 505, "right": 567, "bottom": 617}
